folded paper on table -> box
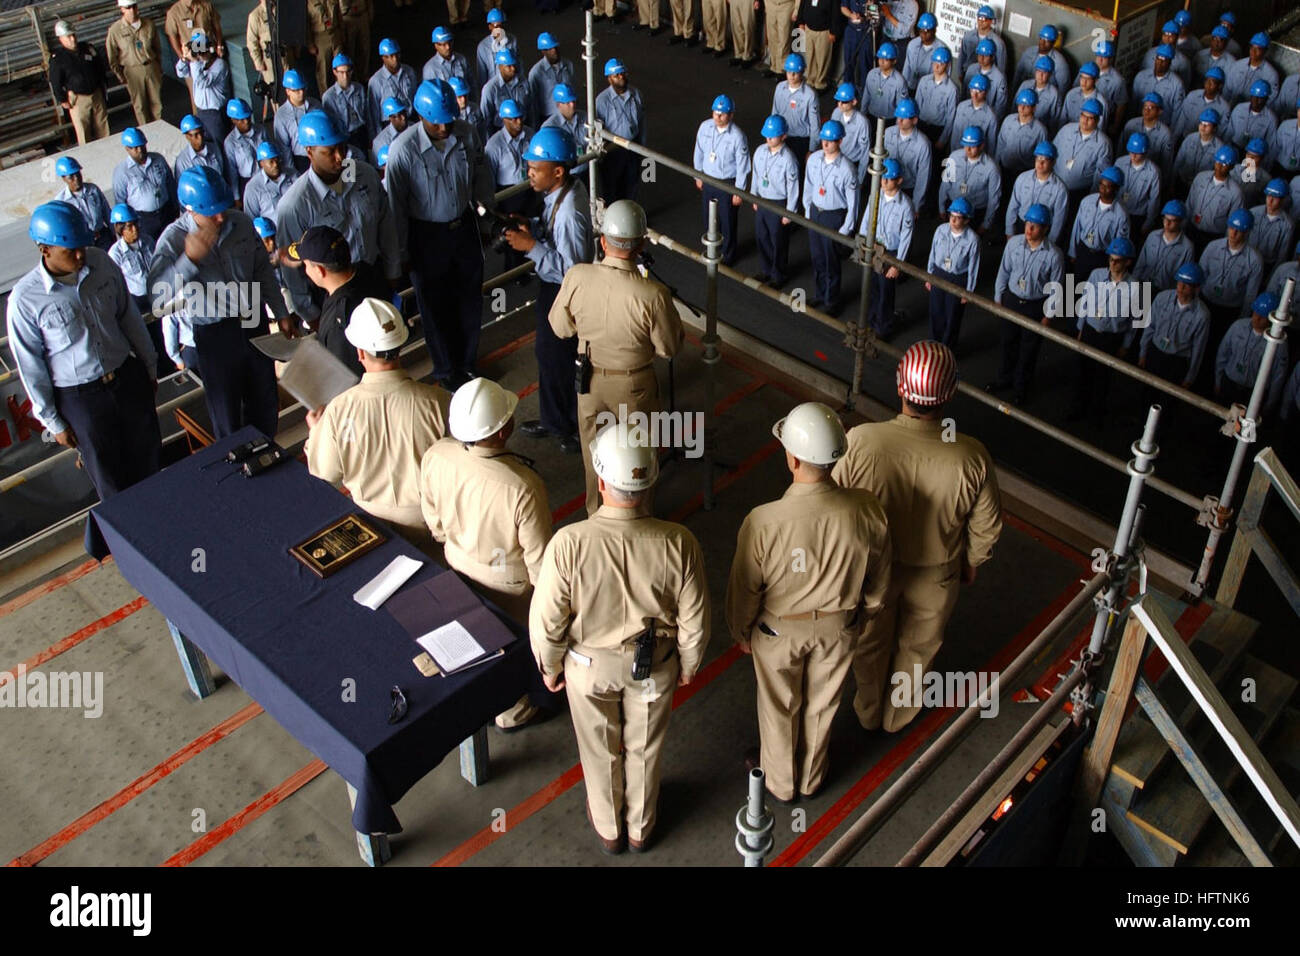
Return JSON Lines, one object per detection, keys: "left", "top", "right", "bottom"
{"left": 353, "top": 554, "right": 423, "bottom": 609}
{"left": 279, "top": 337, "right": 359, "bottom": 411}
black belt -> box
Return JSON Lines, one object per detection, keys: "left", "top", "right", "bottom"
{"left": 413, "top": 210, "right": 473, "bottom": 230}
{"left": 1007, "top": 294, "right": 1046, "bottom": 307}
{"left": 55, "top": 362, "right": 126, "bottom": 395}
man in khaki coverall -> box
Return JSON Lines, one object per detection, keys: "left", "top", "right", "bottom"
{"left": 421, "top": 377, "right": 553, "bottom": 730}
{"left": 530, "top": 425, "right": 710, "bottom": 854}
{"left": 548, "top": 199, "right": 683, "bottom": 516}
{"left": 702, "top": 0, "right": 729, "bottom": 56}
{"left": 729, "top": 0, "right": 760, "bottom": 67}
{"left": 306, "top": 0, "right": 345, "bottom": 95}
{"left": 106, "top": 0, "right": 164, "bottom": 126}
{"left": 305, "top": 296, "right": 450, "bottom": 551}
{"left": 832, "top": 341, "right": 1002, "bottom": 732}
{"left": 341, "top": 0, "right": 372, "bottom": 78}
{"left": 727, "top": 402, "right": 892, "bottom": 804}
{"left": 246, "top": 0, "right": 276, "bottom": 87}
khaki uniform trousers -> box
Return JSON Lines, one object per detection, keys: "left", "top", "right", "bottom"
{"left": 751, "top": 609, "right": 857, "bottom": 801}
{"left": 471, "top": 579, "right": 541, "bottom": 728}
{"left": 122, "top": 63, "right": 164, "bottom": 125}
{"left": 577, "top": 364, "right": 659, "bottom": 516}
{"left": 669, "top": 0, "right": 696, "bottom": 38}
{"left": 483, "top": 0, "right": 505, "bottom": 10}
{"left": 803, "top": 27, "right": 833, "bottom": 90}
{"left": 343, "top": 15, "right": 370, "bottom": 77}
{"left": 594, "top": 0, "right": 617, "bottom": 16}
{"left": 312, "top": 31, "right": 341, "bottom": 94}
{"left": 703, "top": 0, "right": 728, "bottom": 51}
{"left": 729, "top": 0, "right": 757, "bottom": 60}
{"left": 764, "top": 0, "right": 797, "bottom": 75}
{"left": 445, "top": 0, "right": 470, "bottom": 23}
{"left": 564, "top": 637, "right": 680, "bottom": 842}
{"left": 68, "top": 90, "right": 110, "bottom": 145}
{"left": 852, "top": 560, "right": 962, "bottom": 732}
{"left": 637, "top": 0, "right": 661, "bottom": 28}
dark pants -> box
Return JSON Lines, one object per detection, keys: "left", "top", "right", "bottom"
{"left": 1220, "top": 378, "right": 1253, "bottom": 409}
{"left": 867, "top": 268, "right": 898, "bottom": 335}
{"left": 786, "top": 136, "right": 810, "bottom": 167}
{"left": 191, "top": 317, "right": 279, "bottom": 440}
{"left": 1187, "top": 225, "right": 1217, "bottom": 256}
{"left": 755, "top": 206, "right": 790, "bottom": 283}
{"left": 53, "top": 355, "right": 161, "bottom": 501}
{"left": 178, "top": 345, "right": 201, "bottom": 377}
{"left": 1073, "top": 245, "right": 1107, "bottom": 280}
{"left": 409, "top": 215, "right": 484, "bottom": 384}
{"left": 292, "top": 155, "right": 310, "bottom": 175}
{"left": 702, "top": 183, "right": 740, "bottom": 265}
{"left": 842, "top": 25, "right": 871, "bottom": 91}
{"left": 498, "top": 188, "right": 536, "bottom": 275}
{"left": 1145, "top": 348, "right": 1190, "bottom": 388}
{"left": 1071, "top": 324, "right": 1123, "bottom": 417}
{"left": 196, "top": 109, "right": 228, "bottom": 156}
{"left": 347, "top": 126, "right": 370, "bottom": 153}
{"left": 996, "top": 294, "right": 1048, "bottom": 396}
{"left": 534, "top": 281, "right": 577, "bottom": 436}
{"left": 919, "top": 122, "right": 946, "bottom": 153}
{"left": 600, "top": 146, "right": 639, "bottom": 204}
{"left": 135, "top": 207, "right": 172, "bottom": 247}
{"left": 929, "top": 267, "right": 968, "bottom": 348}
{"left": 808, "top": 205, "right": 848, "bottom": 306}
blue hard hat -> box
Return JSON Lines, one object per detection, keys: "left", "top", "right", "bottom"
{"left": 1106, "top": 236, "right": 1135, "bottom": 258}
{"left": 1253, "top": 291, "right": 1279, "bottom": 314}
{"left": 604, "top": 57, "right": 626, "bottom": 76}
{"left": 378, "top": 38, "right": 400, "bottom": 56}
{"left": 1249, "top": 80, "right": 1271, "bottom": 99}
{"left": 252, "top": 216, "right": 276, "bottom": 239}
{"left": 1095, "top": 41, "right": 1115, "bottom": 58}
{"left": 282, "top": 69, "right": 305, "bottom": 90}
{"left": 1155, "top": 44, "right": 1174, "bottom": 60}
{"left": 784, "top": 53, "right": 806, "bottom": 72}
{"left": 968, "top": 73, "right": 989, "bottom": 92}
{"left": 1015, "top": 88, "right": 1038, "bottom": 108}
{"left": 1039, "top": 24, "right": 1059, "bottom": 42}
{"left": 877, "top": 43, "right": 897, "bottom": 61}
{"left": 537, "top": 31, "right": 558, "bottom": 50}
{"left": 377, "top": 144, "right": 390, "bottom": 168}
{"left": 54, "top": 156, "right": 81, "bottom": 177}
{"left": 761, "top": 114, "right": 788, "bottom": 138}
{"left": 1228, "top": 208, "right": 1255, "bottom": 231}
{"left": 29, "top": 200, "right": 93, "bottom": 248}
{"left": 894, "top": 98, "right": 918, "bottom": 119}
{"left": 1220, "top": 12, "right": 1237, "bottom": 25}
{"left": 180, "top": 113, "right": 203, "bottom": 134}
{"left": 1215, "top": 144, "right": 1238, "bottom": 165}
{"left": 1126, "top": 132, "right": 1149, "bottom": 154}
{"left": 975, "top": 38, "right": 996, "bottom": 57}
{"left": 332, "top": 52, "right": 352, "bottom": 69}
{"left": 226, "top": 97, "right": 252, "bottom": 120}
{"left": 494, "top": 49, "right": 517, "bottom": 66}
{"left": 1034, "top": 55, "right": 1054, "bottom": 73}
{"left": 949, "top": 196, "right": 973, "bottom": 218}
{"left": 431, "top": 26, "right": 453, "bottom": 44}
{"left": 1080, "top": 98, "right": 1102, "bottom": 116}
{"left": 110, "top": 203, "right": 136, "bottom": 225}
{"left": 449, "top": 76, "right": 470, "bottom": 97}
{"left": 1174, "top": 10, "right": 1191, "bottom": 28}
{"left": 122, "top": 127, "right": 146, "bottom": 148}
{"left": 1205, "top": 66, "right": 1226, "bottom": 83}
{"left": 834, "top": 82, "right": 856, "bottom": 103}
{"left": 882, "top": 158, "right": 902, "bottom": 179}
{"left": 1175, "top": 262, "right": 1204, "bottom": 285}
{"left": 1161, "top": 22, "right": 1178, "bottom": 36}
{"left": 1199, "top": 108, "right": 1221, "bottom": 125}
{"left": 1100, "top": 165, "right": 1125, "bottom": 185}
{"left": 414, "top": 79, "right": 457, "bottom": 124}
{"left": 712, "top": 93, "right": 734, "bottom": 113}
{"left": 1250, "top": 31, "right": 1269, "bottom": 49}
{"left": 1246, "top": 137, "right": 1268, "bottom": 156}
{"left": 977, "top": 5, "right": 995, "bottom": 18}
{"left": 256, "top": 140, "right": 279, "bottom": 162}
{"left": 818, "top": 119, "right": 845, "bottom": 141}
{"left": 552, "top": 82, "right": 576, "bottom": 104}
{"left": 526, "top": 126, "right": 577, "bottom": 163}
{"left": 486, "top": 7, "right": 505, "bottom": 23}
{"left": 176, "top": 165, "right": 233, "bottom": 217}
{"left": 1212, "top": 25, "right": 1230, "bottom": 40}
{"left": 1078, "top": 62, "right": 1099, "bottom": 78}
{"left": 498, "top": 98, "right": 522, "bottom": 119}
{"left": 1162, "top": 198, "right": 1187, "bottom": 218}
{"left": 932, "top": 47, "right": 952, "bottom": 64}
{"left": 918, "top": 12, "right": 937, "bottom": 30}
{"left": 1024, "top": 203, "right": 1052, "bottom": 225}
{"left": 1034, "top": 141, "right": 1057, "bottom": 159}
{"left": 960, "top": 125, "right": 984, "bottom": 147}
{"left": 1266, "top": 177, "right": 1288, "bottom": 197}
{"left": 382, "top": 96, "right": 407, "bottom": 118}
{"left": 1142, "top": 91, "right": 1164, "bottom": 109}
{"left": 298, "top": 110, "right": 346, "bottom": 147}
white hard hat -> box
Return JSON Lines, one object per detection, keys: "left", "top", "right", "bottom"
{"left": 772, "top": 402, "right": 846, "bottom": 465}
{"left": 54, "top": 20, "right": 74, "bottom": 37}
{"left": 591, "top": 423, "right": 658, "bottom": 492}
{"left": 345, "top": 297, "right": 409, "bottom": 353}
{"left": 602, "top": 199, "right": 646, "bottom": 240}
{"left": 117, "top": 0, "right": 138, "bottom": 7}
{"left": 449, "top": 377, "right": 518, "bottom": 442}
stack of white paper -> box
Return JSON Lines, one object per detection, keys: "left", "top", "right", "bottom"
{"left": 416, "top": 621, "right": 487, "bottom": 673}
{"left": 352, "top": 555, "right": 423, "bottom": 610}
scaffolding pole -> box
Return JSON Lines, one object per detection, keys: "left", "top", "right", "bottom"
{"left": 848, "top": 118, "right": 886, "bottom": 405}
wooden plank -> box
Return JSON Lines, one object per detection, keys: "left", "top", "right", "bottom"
{"left": 1131, "top": 599, "right": 1300, "bottom": 852}
{"left": 1248, "top": 528, "right": 1300, "bottom": 620}
{"left": 1101, "top": 779, "right": 1180, "bottom": 867}
{"left": 1079, "top": 615, "right": 1147, "bottom": 807}
{"left": 1256, "top": 448, "right": 1300, "bottom": 526}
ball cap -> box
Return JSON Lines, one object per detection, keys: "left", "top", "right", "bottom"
{"left": 346, "top": 297, "right": 409, "bottom": 353}
{"left": 287, "top": 225, "right": 352, "bottom": 269}
{"left": 897, "top": 340, "right": 958, "bottom": 407}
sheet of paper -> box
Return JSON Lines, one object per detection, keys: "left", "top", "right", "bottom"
{"left": 1007, "top": 12, "right": 1031, "bottom": 37}
{"left": 417, "top": 620, "right": 486, "bottom": 673}
{"left": 353, "top": 554, "right": 423, "bottom": 610}
{"left": 251, "top": 332, "right": 309, "bottom": 361}
{"left": 278, "top": 338, "right": 359, "bottom": 411}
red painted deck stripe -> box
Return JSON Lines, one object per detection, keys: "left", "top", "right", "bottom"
{"left": 551, "top": 492, "right": 587, "bottom": 525}
{"left": 160, "top": 759, "right": 328, "bottom": 867}
{"left": 8, "top": 702, "right": 264, "bottom": 867}
{"left": 480, "top": 331, "right": 537, "bottom": 367}
{"left": 516, "top": 381, "right": 539, "bottom": 399}
{"left": 713, "top": 378, "right": 766, "bottom": 417}
{"left": 0, "top": 557, "right": 108, "bottom": 620}
{"left": 667, "top": 438, "right": 782, "bottom": 523}
{"left": 0, "top": 595, "right": 149, "bottom": 684}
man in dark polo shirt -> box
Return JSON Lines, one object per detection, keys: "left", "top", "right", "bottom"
{"left": 287, "top": 225, "right": 390, "bottom": 377}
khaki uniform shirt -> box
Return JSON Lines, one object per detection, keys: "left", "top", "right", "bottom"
{"left": 832, "top": 414, "right": 1002, "bottom": 569}
{"left": 106, "top": 17, "right": 161, "bottom": 72}
{"left": 305, "top": 369, "right": 450, "bottom": 535}
{"left": 548, "top": 257, "right": 684, "bottom": 370}
{"left": 420, "top": 438, "right": 551, "bottom": 593}
{"left": 246, "top": 3, "right": 272, "bottom": 78}
{"left": 307, "top": 0, "right": 344, "bottom": 40}
{"left": 166, "top": 0, "right": 222, "bottom": 48}
{"left": 725, "top": 480, "right": 893, "bottom": 642}
{"left": 341, "top": 0, "right": 372, "bottom": 19}
{"left": 530, "top": 507, "right": 710, "bottom": 679}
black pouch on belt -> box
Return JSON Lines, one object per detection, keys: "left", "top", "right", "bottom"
{"left": 576, "top": 342, "right": 593, "bottom": 395}
{"left": 631, "top": 617, "right": 657, "bottom": 681}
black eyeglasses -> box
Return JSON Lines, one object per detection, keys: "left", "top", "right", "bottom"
{"left": 388, "top": 685, "right": 408, "bottom": 724}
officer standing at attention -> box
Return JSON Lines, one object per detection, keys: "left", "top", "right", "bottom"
{"left": 113, "top": 127, "right": 175, "bottom": 244}
{"left": 367, "top": 39, "right": 419, "bottom": 139}
{"left": 242, "top": 141, "right": 297, "bottom": 223}
{"left": 594, "top": 59, "right": 646, "bottom": 203}
{"left": 306, "top": 297, "right": 450, "bottom": 550}
{"left": 1052, "top": 99, "right": 1112, "bottom": 212}
{"left": 834, "top": 342, "right": 1001, "bottom": 732}
{"left": 803, "top": 120, "right": 858, "bottom": 313}
{"left": 502, "top": 127, "right": 592, "bottom": 456}
{"left": 727, "top": 402, "right": 892, "bottom": 804}
{"left": 859, "top": 159, "right": 913, "bottom": 338}
{"left": 530, "top": 425, "right": 710, "bottom": 855}
{"left": 50, "top": 20, "right": 110, "bottom": 145}
{"left": 7, "top": 201, "right": 161, "bottom": 507}
{"left": 275, "top": 70, "right": 322, "bottom": 174}
{"left": 106, "top": 0, "right": 164, "bottom": 127}
{"left": 385, "top": 79, "right": 493, "bottom": 388}
{"left": 995, "top": 89, "right": 1049, "bottom": 191}
{"left": 773, "top": 54, "right": 820, "bottom": 163}
{"left": 421, "top": 377, "right": 553, "bottom": 731}
{"left": 149, "top": 166, "right": 295, "bottom": 440}
{"left": 1115, "top": 132, "right": 1162, "bottom": 236}
{"left": 750, "top": 114, "right": 801, "bottom": 288}
{"left": 1067, "top": 236, "right": 1139, "bottom": 424}
{"left": 925, "top": 197, "right": 980, "bottom": 348}
{"left": 547, "top": 199, "right": 681, "bottom": 512}
{"left": 693, "top": 94, "right": 751, "bottom": 268}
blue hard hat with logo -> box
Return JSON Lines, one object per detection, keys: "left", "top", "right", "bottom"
{"left": 976, "top": 38, "right": 995, "bottom": 57}
{"left": 1078, "top": 62, "right": 1099, "bottom": 78}
{"left": 1142, "top": 91, "right": 1164, "bottom": 109}
{"left": 177, "top": 165, "right": 233, "bottom": 217}
{"left": 977, "top": 5, "right": 995, "bottom": 18}
{"left": 1015, "top": 88, "right": 1038, "bottom": 108}
{"left": 1106, "top": 236, "right": 1135, "bottom": 258}
{"left": 1174, "top": 10, "right": 1191, "bottom": 28}
{"left": 449, "top": 76, "right": 470, "bottom": 97}
{"left": 818, "top": 119, "right": 845, "bottom": 141}
{"left": 1095, "top": 41, "right": 1114, "bottom": 58}
{"left": 1212, "top": 25, "right": 1230, "bottom": 40}
{"left": 552, "top": 83, "right": 576, "bottom": 104}
{"left": 253, "top": 216, "right": 276, "bottom": 239}
{"left": 487, "top": 7, "right": 505, "bottom": 23}
{"left": 1175, "top": 262, "right": 1203, "bottom": 285}
{"left": 1253, "top": 291, "right": 1279, "bottom": 314}
{"left": 960, "top": 125, "right": 984, "bottom": 146}
{"left": 414, "top": 79, "right": 457, "bottom": 124}
{"left": 894, "top": 98, "right": 918, "bottom": 119}
{"left": 494, "top": 48, "right": 517, "bottom": 66}
{"left": 1215, "top": 144, "right": 1237, "bottom": 165}
{"left": 226, "top": 97, "right": 252, "bottom": 120}
{"left": 1266, "top": 178, "right": 1288, "bottom": 197}
{"left": 1034, "top": 141, "right": 1057, "bottom": 159}
{"left": 1246, "top": 138, "right": 1267, "bottom": 156}
{"left": 378, "top": 38, "right": 400, "bottom": 56}
{"left": 1162, "top": 198, "right": 1187, "bottom": 218}
{"left": 110, "top": 203, "right": 137, "bottom": 225}
{"left": 1100, "top": 165, "right": 1124, "bottom": 185}
{"left": 761, "top": 115, "right": 788, "bottom": 138}
{"left": 537, "top": 31, "right": 558, "bottom": 50}
{"left": 1228, "top": 208, "right": 1255, "bottom": 231}
{"left": 1080, "top": 97, "right": 1102, "bottom": 115}
{"left": 54, "top": 156, "right": 81, "bottom": 177}
{"left": 526, "top": 126, "right": 577, "bottom": 163}
{"left": 882, "top": 158, "right": 902, "bottom": 179}
{"left": 932, "top": 47, "right": 952, "bottom": 64}
{"left": 1155, "top": 44, "right": 1174, "bottom": 60}
{"left": 949, "top": 197, "right": 973, "bottom": 218}
{"left": 968, "top": 73, "right": 989, "bottom": 92}
{"left": 1034, "top": 55, "right": 1054, "bottom": 72}
{"left": 432, "top": 26, "right": 453, "bottom": 44}
{"left": 298, "top": 110, "right": 346, "bottom": 147}
{"left": 1199, "top": 108, "right": 1221, "bottom": 125}
{"left": 1024, "top": 203, "right": 1052, "bottom": 225}
{"left": 29, "top": 200, "right": 93, "bottom": 248}
{"left": 877, "top": 43, "right": 897, "bottom": 61}
{"left": 604, "top": 57, "right": 626, "bottom": 76}
{"left": 256, "top": 140, "right": 279, "bottom": 162}
{"left": 712, "top": 93, "right": 734, "bottom": 113}
{"left": 1039, "top": 24, "right": 1058, "bottom": 42}
{"left": 498, "top": 99, "right": 522, "bottom": 119}
{"left": 1249, "top": 79, "right": 1271, "bottom": 99}
{"left": 122, "top": 127, "right": 146, "bottom": 148}
{"left": 918, "top": 12, "right": 936, "bottom": 30}
{"left": 282, "top": 68, "right": 304, "bottom": 90}
{"left": 332, "top": 52, "right": 352, "bottom": 69}
{"left": 784, "top": 52, "right": 806, "bottom": 72}
{"left": 834, "top": 82, "right": 856, "bottom": 103}
{"left": 382, "top": 96, "right": 407, "bottom": 118}
{"left": 377, "top": 144, "right": 390, "bottom": 168}
{"left": 1250, "top": 31, "right": 1269, "bottom": 48}
{"left": 180, "top": 114, "right": 203, "bottom": 133}
{"left": 1126, "top": 132, "right": 1149, "bottom": 154}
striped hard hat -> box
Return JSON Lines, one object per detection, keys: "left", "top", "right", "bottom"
{"left": 897, "top": 340, "right": 958, "bottom": 407}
